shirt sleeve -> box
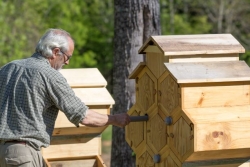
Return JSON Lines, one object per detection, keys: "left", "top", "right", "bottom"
{"left": 47, "top": 73, "right": 88, "bottom": 127}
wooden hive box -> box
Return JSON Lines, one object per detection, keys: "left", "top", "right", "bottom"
{"left": 42, "top": 68, "right": 114, "bottom": 167}
{"left": 126, "top": 34, "right": 250, "bottom": 167}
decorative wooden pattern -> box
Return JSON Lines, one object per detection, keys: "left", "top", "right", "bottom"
{"left": 126, "top": 105, "right": 145, "bottom": 149}
{"left": 136, "top": 67, "right": 157, "bottom": 113}
{"left": 126, "top": 34, "right": 250, "bottom": 167}
{"left": 162, "top": 154, "right": 180, "bottom": 167}
{"left": 169, "top": 117, "right": 193, "bottom": 162}
{"left": 147, "top": 113, "right": 168, "bottom": 153}
{"left": 158, "top": 71, "right": 179, "bottom": 114}
{"left": 137, "top": 151, "right": 155, "bottom": 167}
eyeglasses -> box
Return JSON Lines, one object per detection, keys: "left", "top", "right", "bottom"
{"left": 60, "top": 49, "right": 72, "bottom": 62}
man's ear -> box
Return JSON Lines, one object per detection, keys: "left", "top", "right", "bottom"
{"left": 51, "top": 48, "right": 60, "bottom": 59}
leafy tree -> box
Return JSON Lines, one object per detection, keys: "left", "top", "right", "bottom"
{"left": 0, "top": 0, "right": 114, "bottom": 90}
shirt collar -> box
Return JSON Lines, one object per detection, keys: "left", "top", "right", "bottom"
{"left": 31, "top": 52, "right": 50, "bottom": 65}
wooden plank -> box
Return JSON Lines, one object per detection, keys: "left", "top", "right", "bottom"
{"left": 96, "top": 155, "right": 107, "bottom": 167}
{"left": 182, "top": 85, "right": 250, "bottom": 109}
{"left": 42, "top": 135, "right": 101, "bottom": 159}
{"left": 169, "top": 53, "right": 239, "bottom": 63}
{"left": 183, "top": 158, "right": 250, "bottom": 167}
{"left": 53, "top": 126, "right": 108, "bottom": 136}
{"left": 54, "top": 108, "right": 110, "bottom": 135}
{"left": 240, "top": 162, "right": 250, "bottom": 167}
{"left": 146, "top": 52, "right": 167, "bottom": 78}
{"left": 144, "top": 45, "right": 163, "bottom": 53}
{"left": 129, "top": 62, "right": 146, "bottom": 79}
{"left": 186, "top": 148, "right": 250, "bottom": 162}
{"left": 60, "top": 68, "right": 107, "bottom": 88}
{"left": 165, "top": 61, "right": 250, "bottom": 83}
{"left": 55, "top": 108, "right": 110, "bottom": 129}
{"left": 73, "top": 88, "right": 114, "bottom": 106}
{"left": 183, "top": 105, "right": 250, "bottom": 124}
{"left": 195, "top": 121, "right": 250, "bottom": 152}
{"left": 50, "top": 159, "right": 97, "bottom": 167}
{"left": 139, "top": 34, "right": 245, "bottom": 55}
{"left": 47, "top": 156, "right": 107, "bottom": 167}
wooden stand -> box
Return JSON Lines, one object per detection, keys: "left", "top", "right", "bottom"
{"left": 42, "top": 68, "right": 114, "bottom": 167}
{"left": 126, "top": 34, "right": 250, "bottom": 166}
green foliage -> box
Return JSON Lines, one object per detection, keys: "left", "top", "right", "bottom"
{"left": 0, "top": 0, "right": 114, "bottom": 84}
{"left": 162, "top": 14, "right": 212, "bottom": 35}
{"left": 102, "top": 125, "right": 112, "bottom": 141}
{"left": 2, "top": 0, "right": 250, "bottom": 87}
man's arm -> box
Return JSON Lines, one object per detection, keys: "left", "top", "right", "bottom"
{"left": 80, "top": 109, "right": 130, "bottom": 128}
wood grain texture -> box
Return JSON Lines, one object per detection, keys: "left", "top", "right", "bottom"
{"left": 158, "top": 73, "right": 179, "bottom": 114}
{"left": 170, "top": 117, "right": 193, "bottom": 162}
{"left": 129, "top": 62, "right": 146, "bottom": 79}
{"left": 137, "top": 67, "right": 157, "bottom": 112}
{"left": 183, "top": 106, "right": 250, "bottom": 124}
{"left": 181, "top": 85, "right": 250, "bottom": 109}
{"left": 146, "top": 52, "right": 167, "bottom": 78}
{"left": 144, "top": 45, "right": 163, "bottom": 53}
{"left": 195, "top": 121, "right": 250, "bottom": 151}
{"left": 50, "top": 159, "right": 97, "bottom": 167}
{"left": 168, "top": 53, "right": 239, "bottom": 63}
{"left": 137, "top": 151, "right": 155, "bottom": 167}
{"left": 60, "top": 68, "right": 107, "bottom": 88}
{"left": 162, "top": 155, "right": 180, "bottom": 167}
{"left": 47, "top": 155, "right": 106, "bottom": 167}
{"left": 139, "top": 34, "right": 245, "bottom": 55}
{"left": 42, "top": 136, "right": 101, "bottom": 159}
{"left": 186, "top": 148, "right": 250, "bottom": 162}
{"left": 183, "top": 157, "right": 250, "bottom": 167}
{"left": 126, "top": 111, "right": 145, "bottom": 149}
{"left": 165, "top": 61, "right": 250, "bottom": 83}
{"left": 147, "top": 113, "right": 168, "bottom": 152}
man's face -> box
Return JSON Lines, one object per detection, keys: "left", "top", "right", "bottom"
{"left": 50, "top": 38, "right": 74, "bottom": 70}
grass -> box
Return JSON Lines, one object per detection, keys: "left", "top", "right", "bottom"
{"left": 102, "top": 125, "right": 112, "bottom": 141}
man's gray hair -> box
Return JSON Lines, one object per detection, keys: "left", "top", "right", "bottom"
{"left": 35, "top": 29, "right": 74, "bottom": 58}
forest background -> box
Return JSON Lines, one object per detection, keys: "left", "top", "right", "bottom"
{"left": 1, "top": 0, "right": 250, "bottom": 165}
{"left": 1, "top": 0, "right": 250, "bottom": 93}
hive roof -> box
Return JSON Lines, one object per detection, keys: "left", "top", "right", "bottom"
{"left": 139, "top": 34, "right": 245, "bottom": 56}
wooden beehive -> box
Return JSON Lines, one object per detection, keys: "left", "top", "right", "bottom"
{"left": 42, "top": 68, "right": 114, "bottom": 167}
{"left": 126, "top": 34, "right": 250, "bottom": 167}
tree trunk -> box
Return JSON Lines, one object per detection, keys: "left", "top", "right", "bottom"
{"left": 111, "top": 0, "right": 161, "bottom": 166}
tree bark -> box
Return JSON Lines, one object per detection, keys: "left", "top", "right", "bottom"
{"left": 111, "top": 0, "right": 161, "bottom": 166}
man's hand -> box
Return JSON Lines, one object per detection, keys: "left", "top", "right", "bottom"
{"left": 112, "top": 113, "right": 131, "bottom": 128}
{"left": 81, "top": 109, "right": 131, "bottom": 128}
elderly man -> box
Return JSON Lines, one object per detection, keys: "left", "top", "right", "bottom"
{"left": 0, "top": 29, "right": 130, "bottom": 167}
